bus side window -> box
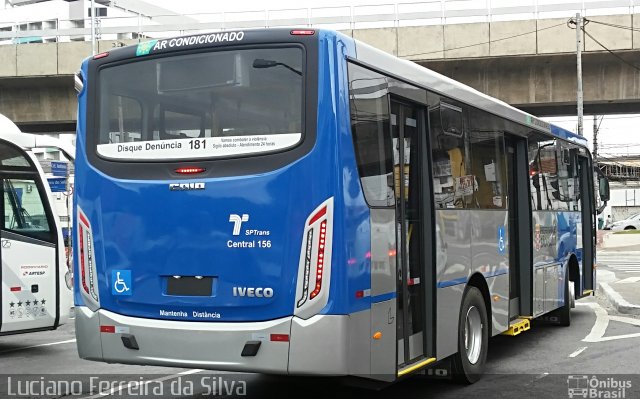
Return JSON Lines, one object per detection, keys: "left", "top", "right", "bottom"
{"left": 348, "top": 63, "right": 394, "bottom": 207}
{"left": 528, "top": 137, "right": 558, "bottom": 211}
{"left": 3, "top": 178, "right": 53, "bottom": 243}
{"left": 467, "top": 108, "right": 507, "bottom": 209}
{"left": 105, "top": 95, "right": 142, "bottom": 144}
{"left": 428, "top": 100, "right": 469, "bottom": 209}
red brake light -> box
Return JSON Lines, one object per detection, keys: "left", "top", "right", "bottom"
{"left": 10, "top": 286, "right": 21, "bottom": 292}
{"left": 175, "top": 167, "right": 205, "bottom": 175}
{"left": 93, "top": 52, "right": 109, "bottom": 60}
{"left": 100, "top": 325, "right": 115, "bottom": 333}
{"left": 310, "top": 220, "right": 327, "bottom": 299}
{"left": 290, "top": 30, "right": 315, "bottom": 36}
{"left": 270, "top": 334, "right": 290, "bottom": 342}
{"left": 308, "top": 206, "right": 327, "bottom": 226}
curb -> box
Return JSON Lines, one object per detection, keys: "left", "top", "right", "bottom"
{"left": 598, "top": 282, "right": 640, "bottom": 315}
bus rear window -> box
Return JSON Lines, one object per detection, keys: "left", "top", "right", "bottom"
{"left": 96, "top": 47, "right": 304, "bottom": 161}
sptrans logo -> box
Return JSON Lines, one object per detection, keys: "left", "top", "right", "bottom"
{"left": 567, "top": 375, "right": 631, "bottom": 398}
{"left": 229, "top": 214, "right": 249, "bottom": 236}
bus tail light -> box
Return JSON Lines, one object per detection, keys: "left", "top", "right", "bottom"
{"left": 78, "top": 208, "right": 100, "bottom": 310}
{"left": 294, "top": 198, "right": 333, "bottom": 319}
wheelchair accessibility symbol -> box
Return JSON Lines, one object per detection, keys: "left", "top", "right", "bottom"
{"left": 497, "top": 226, "right": 506, "bottom": 255}
{"left": 112, "top": 270, "right": 132, "bottom": 296}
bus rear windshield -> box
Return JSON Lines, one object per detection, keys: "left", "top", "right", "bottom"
{"left": 96, "top": 46, "right": 304, "bottom": 161}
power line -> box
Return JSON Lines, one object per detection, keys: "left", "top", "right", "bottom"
{"left": 546, "top": 114, "right": 640, "bottom": 121}
{"left": 581, "top": 24, "right": 640, "bottom": 73}
{"left": 585, "top": 19, "right": 640, "bottom": 33}
{"left": 399, "top": 22, "right": 566, "bottom": 58}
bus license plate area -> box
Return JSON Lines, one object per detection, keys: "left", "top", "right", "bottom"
{"left": 166, "top": 276, "right": 214, "bottom": 296}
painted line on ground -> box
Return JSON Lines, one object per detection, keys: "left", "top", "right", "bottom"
{"left": 0, "top": 338, "right": 76, "bottom": 354}
{"left": 569, "top": 346, "right": 588, "bottom": 358}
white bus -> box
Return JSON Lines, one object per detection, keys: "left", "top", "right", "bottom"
{"left": 0, "top": 113, "right": 74, "bottom": 336}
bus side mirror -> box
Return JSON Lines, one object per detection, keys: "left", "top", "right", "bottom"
{"left": 598, "top": 176, "right": 610, "bottom": 202}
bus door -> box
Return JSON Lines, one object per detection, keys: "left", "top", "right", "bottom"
{"left": 578, "top": 156, "right": 595, "bottom": 293}
{"left": 505, "top": 136, "right": 533, "bottom": 318}
{"left": 390, "top": 98, "right": 435, "bottom": 368}
{"left": 0, "top": 172, "right": 58, "bottom": 334}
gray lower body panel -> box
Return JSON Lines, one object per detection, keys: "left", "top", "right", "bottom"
{"left": 75, "top": 307, "right": 360, "bottom": 376}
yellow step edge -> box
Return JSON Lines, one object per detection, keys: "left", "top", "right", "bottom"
{"left": 397, "top": 357, "right": 437, "bottom": 377}
{"left": 583, "top": 289, "right": 594, "bottom": 296}
{"left": 501, "top": 318, "right": 531, "bottom": 336}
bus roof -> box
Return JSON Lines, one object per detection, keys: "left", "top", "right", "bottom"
{"left": 348, "top": 33, "right": 588, "bottom": 148}
{"left": 0, "top": 113, "right": 76, "bottom": 160}
{"left": 85, "top": 28, "right": 587, "bottom": 149}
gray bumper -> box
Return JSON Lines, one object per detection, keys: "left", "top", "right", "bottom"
{"left": 75, "top": 307, "right": 350, "bottom": 375}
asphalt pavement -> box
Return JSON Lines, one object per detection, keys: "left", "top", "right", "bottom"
{"left": 597, "top": 231, "right": 640, "bottom": 314}
{"left": 1, "top": 239, "right": 639, "bottom": 398}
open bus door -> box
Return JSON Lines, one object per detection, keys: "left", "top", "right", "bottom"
{"left": 578, "top": 155, "right": 596, "bottom": 295}
{"left": 390, "top": 98, "right": 436, "bottom": 376}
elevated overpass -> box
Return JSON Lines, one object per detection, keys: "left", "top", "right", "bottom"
{"left": 1, "top": 6, "right": 640, "bottom": 132}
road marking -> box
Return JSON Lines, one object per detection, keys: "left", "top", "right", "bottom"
{"left": 582, "top": 302, "right": 640, "bottom": 342}
{"left": 569, "top": 346, "right": 588, "bottom": 358}
{"left": 0, "top": 338, "right": 76, "bottom": 354}
{"left": 79, "top": 368, "right": 203, "bottom": 399}
{"left": 583, "top": 303, "right": 609, "bottom": 343}
{"left": 615, "top": 276, "right": 640, "bottom": 284}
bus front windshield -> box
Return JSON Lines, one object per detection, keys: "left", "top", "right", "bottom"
{"left": 95, "top": 46, "right": 304, "bottom": 161}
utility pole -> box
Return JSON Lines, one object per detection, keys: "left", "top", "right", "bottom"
{"left": 90, "top": 0, "right": 96, "bottom": 55}
{"left": 593, "top": 114, "right": 598, "bottom": 163}
{"left": 576, "top": 13, "right": 584, "bottom": 136}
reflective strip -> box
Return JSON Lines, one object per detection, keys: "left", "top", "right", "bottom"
{"left": 397, "top": 357, "right": 437, "bottom": 377}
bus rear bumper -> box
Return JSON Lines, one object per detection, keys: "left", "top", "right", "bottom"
{"left": 75, "top": 306, "right": 351, "bottom": 375}
{"left": 75, "top": 306, "right": 292, "bottom": 373}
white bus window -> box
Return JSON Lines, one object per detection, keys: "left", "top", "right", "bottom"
{"left": 96, "top": 47, "right": 303, "bottom": 161}
{"left": 468, "top": 109, "right": 507, "bottom": 209}
{"left": 0, "top": 144, "right": 30, "bottom": 167}
{"left": 348, "top": 63, "right": 394, "bottom": 207}
{"left": 3, "top": 178, "right": 53, "bottom": 242}
{"left": 105, "top": 95, "right": 142, "bottom": 144}
{"left": 429, "top": 100, "right": 469, "bottom": 209}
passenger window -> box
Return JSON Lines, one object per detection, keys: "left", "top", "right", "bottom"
{"left": 348, "top": 63, "right": 394, "bottom": 207}
{"left": 470, "top": 130, "right": 506, "bottom": 209}
{"left": 429, "top": 101, "right": 470, "bottom": 209}
{"left": 105, "top": 95, "right": 142, "bottom": 143}
{"left": 0, "top": 142, "right": 30, "bottom": 168}
{"left": 529, "top": 138, "right": 558, "bottom": 210}
{"left": 3, "top": 178, "right": 53, "bottom": 242}
{"left": 152, "top": 106, "right": 210, "bottom": 140}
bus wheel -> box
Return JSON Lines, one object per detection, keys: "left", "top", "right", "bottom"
{"left": 452, "top": 286, "right": 488, "bottom": 384}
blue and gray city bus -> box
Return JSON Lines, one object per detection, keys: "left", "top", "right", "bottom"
{"left": 73, "top": 29, "right": 609, "bottom": 383}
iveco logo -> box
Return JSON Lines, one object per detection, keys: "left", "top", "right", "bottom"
{"left": 233, "top": 286, "right": 274, "bottom": 298}
{"left": 169, "top": 182, "right": 205, "bottom": 191}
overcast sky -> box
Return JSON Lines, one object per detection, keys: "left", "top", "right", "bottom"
{"left": 150, "top": 0, "right": 640, "bottom": 156}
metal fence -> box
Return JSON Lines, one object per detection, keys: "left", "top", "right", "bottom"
{"left": 0, "top": 0, "right": 639, "bottom": 43}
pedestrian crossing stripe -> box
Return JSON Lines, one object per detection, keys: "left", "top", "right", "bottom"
{"left": 615, "top": 277, "right": 640, "bottom": 284}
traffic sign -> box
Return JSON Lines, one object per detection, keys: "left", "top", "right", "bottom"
{"left": 51, "top": 161, "right": 68, "bottom": 177}
{"left": 47, "top": 178, "right": 67, "bottom": 193}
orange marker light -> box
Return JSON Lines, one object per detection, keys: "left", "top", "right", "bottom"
{"left": 373, "top": 331, "right": 383, "bottom": 340}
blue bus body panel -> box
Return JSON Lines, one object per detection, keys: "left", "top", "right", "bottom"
{"left": 319, "top": 31, "right": 372, "bottom": 315}
{"left": 74, "top": 31, "right": 373, "bottom": 322}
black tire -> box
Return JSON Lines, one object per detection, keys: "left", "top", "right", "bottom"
{"left": 452, "top": 286, "right": 489, "bottom": 384}
{"left": 548, "top": 269, "right": 571, "bottom": 326}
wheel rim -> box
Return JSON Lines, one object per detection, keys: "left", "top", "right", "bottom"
{"left": 464, "top": 305, "right": 483, "bottom": 365}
